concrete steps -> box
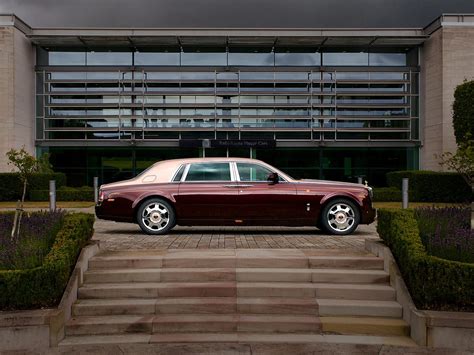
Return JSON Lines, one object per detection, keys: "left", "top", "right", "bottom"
{"left": 84, "top": 267, "right": 389, "bottom": 284}
{"left": 61, "top": 249, "right": 412, "bottom": 346}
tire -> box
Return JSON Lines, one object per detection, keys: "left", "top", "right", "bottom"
{"left": 136, "top": 198, "right": 176, "bottom": 235}
{"left": 319, "top": 198, "right": 360, "bottom": 235}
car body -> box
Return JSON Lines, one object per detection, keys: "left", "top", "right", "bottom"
{"left": 95, "top": 157, "right": 376, "bottom": 235}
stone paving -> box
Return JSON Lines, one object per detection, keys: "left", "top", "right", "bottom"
{"left": 93, "top": 219, "right": 379, "bottom": 251}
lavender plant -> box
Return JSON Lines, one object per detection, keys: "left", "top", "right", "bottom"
{"left": 0, "top": 210, "right": 65, "bottom": 270}
{"left": 414, "top": 206, "right": 473, "bottom": 263}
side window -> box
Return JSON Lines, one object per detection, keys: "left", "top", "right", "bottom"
{"left": 172, "top": 165, "right": 186, "bottom": 182}
{"left": 237, "top": 163, "right": 273, "bottom": 182}
{"left": 185, "top": 163, "right": 231, "bottom": 181}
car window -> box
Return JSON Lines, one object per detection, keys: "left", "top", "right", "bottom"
{"left": 172, "top": 165, "right": 186, "bottom": 182}
{"left": 236, "top": 163, "right": 274, "bottom": 182}
{"left": 185, "top": 162, "right": 231, "bottom": 181}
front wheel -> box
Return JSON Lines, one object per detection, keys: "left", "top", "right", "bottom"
{"left": 137, "top": 198, "right": 176, "bottom": 235}
{"left": 319, "top": 198, "right": 360, "bottom": 235}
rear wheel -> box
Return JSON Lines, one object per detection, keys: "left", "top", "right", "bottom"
{"left": 320, "top": 198, "right": 360, "bottom": 235}
{"left": 136, "top": 198, "right": 176, "bottom": 235}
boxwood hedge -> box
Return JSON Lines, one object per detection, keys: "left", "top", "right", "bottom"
{"left": 0, "top": 173, "right": 67, "bottom": 201}
{"left": 29, "top": 186, "right": 94, "bottom": 202}
{"left": 386, "top": 170, "right": 471, "bottom": 203}
{"left": 0, "top": 213, "right": 94, "bottom": 310}
{"left": 377, "top": 208, "right": 474, "bottom": 311}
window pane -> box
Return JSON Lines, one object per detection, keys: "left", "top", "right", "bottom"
{"left": 237, "top": 163, "right": 273, "bottom": 182}
{"left": 181, "top": 52, "right": 227, "bottom": 66}
{"left": 86, "top": 52, "right": 133, "bottom": 65}
{"left": 322, "top": 52, "right": 368, "bottom": 66}
{"left": 369, "top": 53, "right": 406, "bottom": 66}
{"left": 275, "top": 53, "right": 320, "bottom": 66}
{"left": 135, "top": 52, "right": 180, "bottom": 65}
{"left": 185, "top": 163, "right": 231, "bottom": 181}
{"left": 49, "top": 52, "right": 86, "bottom": 66}
{"left": 228, "top": 53, "right": 274, "bottom": 66}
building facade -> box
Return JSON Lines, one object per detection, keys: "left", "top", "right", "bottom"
{"left": 0, "top": 4, "right": 473, "bottom": 186}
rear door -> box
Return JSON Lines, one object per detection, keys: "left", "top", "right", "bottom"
{"left": 176, "top": 162, "right": 239, "bottom": 224}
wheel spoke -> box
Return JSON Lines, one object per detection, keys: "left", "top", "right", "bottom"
{"left": 141, "top": 202, "right": 171, "bottom": 232}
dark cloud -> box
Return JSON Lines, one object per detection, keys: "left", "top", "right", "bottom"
{"left": 0, "top": 0, "right": 473, "bottom": 29}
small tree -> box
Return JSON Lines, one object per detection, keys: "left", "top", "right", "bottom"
{"left": 452, "top": 80, "right": 474, "bottom": 145}
{"left": 6, "top": 147, "right": 52, "bottom": 239}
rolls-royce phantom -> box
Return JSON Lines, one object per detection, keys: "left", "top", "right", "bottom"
{"left": 95, "top": 158, "right": 375, "bottom": 235}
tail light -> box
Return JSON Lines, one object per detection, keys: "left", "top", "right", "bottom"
{"left": 98, "top": 190, "right": 106, "bottom": 202}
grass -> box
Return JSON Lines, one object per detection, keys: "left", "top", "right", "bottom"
{"left": 373, "top": 202, "right": 469, "bottom": 209}
{"left": 0, "top": 201, "right": 95, "bottom": 208}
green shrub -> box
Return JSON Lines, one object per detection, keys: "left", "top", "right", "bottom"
{"left": 0, "top": 173, "right": 67, "bottom": 201}
{"left": 373, "top": 187, "right": 401, "bottom": 202}
{"left": 29, "top": 186, "right": 94, "bottom": 202}
{"left": 377, "top": 209, "right": 474, "bottom": 311}
{"left": 453, "top": 80, "right": 474, "bottom": 144}
{"left": 0, "top": 213, "right": 94, "bottom": 310}
{"left": 386, "top": 170, "right": 471, "bottom": 202}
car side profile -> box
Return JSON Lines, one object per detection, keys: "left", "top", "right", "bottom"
{"left": 95, "top": 158, "right": 376, "bottom": 235}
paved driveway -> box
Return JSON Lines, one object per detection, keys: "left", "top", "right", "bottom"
{"left": 93, "top": 220, "right": 379, "bottom": 251}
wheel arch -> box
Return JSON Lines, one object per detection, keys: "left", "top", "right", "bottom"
{"left": 318, "top": 193, "right": 362, "bottom": 224}
{"left": 132, "top": 194, "right": 177, "bottom": 223}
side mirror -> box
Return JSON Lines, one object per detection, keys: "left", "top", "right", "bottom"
{"left": 267, "top": 172, "right": 279, "bottom": 184}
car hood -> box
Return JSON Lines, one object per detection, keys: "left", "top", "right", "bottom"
{"left": 296, "top": 179, "right": 368, "bottom": 189}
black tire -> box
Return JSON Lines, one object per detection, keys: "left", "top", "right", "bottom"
{"left": 319, "top": 198, "right": 360, "bottom": 235}
{"left": 136, "top": 198, "right": 176, "bottom": 235}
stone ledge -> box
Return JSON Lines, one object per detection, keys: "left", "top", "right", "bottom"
{"left": 365, "top": 239, "right": 474, "bottom": 351}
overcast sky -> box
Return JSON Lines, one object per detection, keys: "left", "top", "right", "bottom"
{"left": 0, "top": 0, "right": 473, "bottom": 28}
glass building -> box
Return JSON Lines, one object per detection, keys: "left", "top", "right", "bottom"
{"left": 1, "top": 1, "right": 474, "bottom": 187}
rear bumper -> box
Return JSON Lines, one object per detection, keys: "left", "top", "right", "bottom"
{"left": 95, "top": 202, "right": 134, "bottom": 223}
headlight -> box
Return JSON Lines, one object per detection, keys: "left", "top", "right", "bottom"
{"left": 366, "top": 186, "right": 373, "bottom": 199}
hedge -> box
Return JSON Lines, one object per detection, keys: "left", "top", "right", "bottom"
{"left": 386, "top": 170, "right": 471, "bottom": 202}
{"left": 0, "top": 173, "right": 67, "bottom": 201}
{"left": 0, "top": 213, "right": 94, "bottom": 310}
{"left": 377, "top": 208, "right": 474, "bottom": 311}
{"left": 30, "top": 186, "right": 94, "bottom": 202}
{"left": 373, "top": 187, "right": 401, "bottom": 202}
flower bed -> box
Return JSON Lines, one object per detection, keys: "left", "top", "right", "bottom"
{"left": 414, "top": 207, "right": 473, "bottom": 263}
{"left": 377, "top": 208, "right": 474, "bottom": 311}
{"left": 0, "top": 212, "right": 94, "bottom": 310}
{"left": 0, "top": 211, "right": 65, "bottom": 270}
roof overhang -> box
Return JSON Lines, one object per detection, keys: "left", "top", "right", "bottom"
{"left": 26, "top": 28, "right": 428, "bottom": 49}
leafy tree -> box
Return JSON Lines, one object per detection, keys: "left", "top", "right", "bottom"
{"left": 6, "top": 147, "right": 52, "bottom": 238}
{"left": 452, "top": 80, "right": 474, "bottom": 145}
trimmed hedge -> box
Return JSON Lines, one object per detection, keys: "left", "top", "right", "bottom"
{"left": 373, "top": 187, "right": 401, "bottom": 202}
{"left": 386, "top": 170, "right": 471, "bottom": 202}
{"left": 0, "top": 173, "right": 67, "bottom": 201}
{"left": 0, "top": 213, "right": 94, "bottom": 310}
{"left": 30, "top": 186, "right": 94, "bottom": 202}
{"left": 377, "top": 208, "right": 474, "bottom": 311}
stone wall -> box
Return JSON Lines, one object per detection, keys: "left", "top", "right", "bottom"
{"left": 421, "top": 26, "right": 474, "bottom": 171}
{"left": 0, "top": 26, "right": 35, "bottom": 172}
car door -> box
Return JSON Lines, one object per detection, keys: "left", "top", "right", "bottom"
{"left": 176, "top": 161, "right": 239, "bottom": 224}
{"left": 234, "top": 162, "right": 302, "bottom": 225}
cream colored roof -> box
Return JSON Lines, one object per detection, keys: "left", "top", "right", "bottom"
{"left": 101, "top": 157, "right": 292, "bottom": 189}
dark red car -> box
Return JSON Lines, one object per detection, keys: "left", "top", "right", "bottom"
{"left": 96, "top": 158, "right": 375, "bottom": 235}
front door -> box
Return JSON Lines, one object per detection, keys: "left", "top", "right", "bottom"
{"left": 234, "top": 162, "right": 303, "bottom": 225}
{"left": 176, "top": 162, "right": 239, "bottom": 224}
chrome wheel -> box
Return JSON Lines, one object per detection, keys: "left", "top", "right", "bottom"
{"left": 141, "top": 202, "right": 170, "bottom": 232}
{"left": 326, "top": 202, "right": 355, "bottom": 232}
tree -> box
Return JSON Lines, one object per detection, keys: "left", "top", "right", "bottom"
{"left": 6, "top": 147, "right": 52, "bottom": 239}
{"left": 452, "top": 80, "right": 474, "bottom": 145}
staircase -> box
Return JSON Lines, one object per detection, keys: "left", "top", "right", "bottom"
{"left": 59, "top": 249, "right": 415, "bottom": 348}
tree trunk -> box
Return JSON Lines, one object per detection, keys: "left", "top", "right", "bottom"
{"left": 16, "top": 180, "right": 27, "bottom": 239}
{"left": 471, "top": 184, "right": 474, "bottom": 230}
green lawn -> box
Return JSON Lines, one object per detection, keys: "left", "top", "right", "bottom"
{"left": 0, "top": 201, "right": 95, "bottom": 208}
{"left": 373, "top": 202, "right": 469, "bottom": 209}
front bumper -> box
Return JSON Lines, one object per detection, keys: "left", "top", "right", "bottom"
{"left": 361, "top": 204, "right": 377, "bottom": 224}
